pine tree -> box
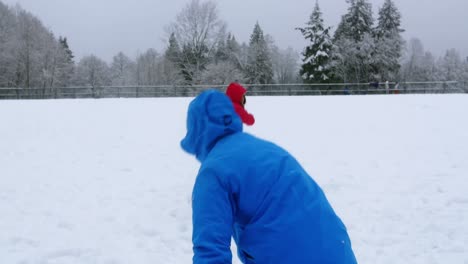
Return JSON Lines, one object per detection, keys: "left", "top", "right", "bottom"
{"left": 162, "top": 33, "right": 183, "bottom": 86}
{"left": 335, "top": 0, "right": 374, "bottom": 42}
{"left": 296, "top": 1, "right": 333, "bottom": 83}
{"left": 331, "top": 0, "right": 375, "bottom": 83}
{"left": 59, "top": 37, "right": 74, "bottom": 64}
{"left": 179, "top": 43, "right": 210, "bottom": 84}
{"left": 333, "top": 18, "right": 349, "bottom": 43}
{"left": 350, "top": 0, "right": 374, "bottom": 40}
{"left": 375, "top": 0, "right": 402, "bottom": 38}
{"left": 53, "top": 36, "right": 75, "bottom": 88}
{"left": 373, "top": 0, "right": 404, "bottom": 81}
{"left": 165, "top": 33, "right": 181, "bottom": 64}
{"left": 245, "top": 22, "right": 273, "bottom": 84}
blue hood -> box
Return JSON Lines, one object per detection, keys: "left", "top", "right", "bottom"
{"left": 180, "top": 90, "right": 243, "bottom": 162}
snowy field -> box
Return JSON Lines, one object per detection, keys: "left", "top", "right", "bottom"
{"left": 1, "top": 94, "right": 467, "bottom": 264}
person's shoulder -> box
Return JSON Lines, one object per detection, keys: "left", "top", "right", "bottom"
{"left": 241, "top": 133, "right": 287, "bottom": 152}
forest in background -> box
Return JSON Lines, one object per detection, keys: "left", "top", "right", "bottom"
{"left": 1, "top": 0, "right": 467, "bottom": 97}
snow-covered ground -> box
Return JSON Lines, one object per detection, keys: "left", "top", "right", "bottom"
{"left": 1, "top": 94, "right": 467, "bottom": 264}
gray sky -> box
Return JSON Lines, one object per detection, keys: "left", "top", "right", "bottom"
{"left": 3, "top": 0, "right": 468, "bottom": 62}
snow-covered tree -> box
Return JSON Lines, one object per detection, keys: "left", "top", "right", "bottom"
{"left": 271, "top": 46, "right": 300, "bottom": 84}
{"left": 0, "top": 2, "right": 18, "bottom": 87}
{"left": 9, "top": 6, "right": 75, "bottom": 98}
{"left": 159, "top": 57, "right": 184, "bottom": 87}
{"left": 0, "top": 3, "right": 77, "bottom": 98}
{"left": 201, "top": 31, "right": 245, "bottom": 84}
{"left": 420, "top": 51, "right": 437, "bottom": 81}
{"left": 400, "top": 38, "right": 436, "bottom": 82}
{"left": 161, "top": 33, "right": 184, "bottom": 86}
{"left": 333, "top": 18, "right": 349, "bottom": 43}
{"left": 38, "top": 33, "right": 71, "bottom": 97}
{"left": 330, "top": 33, "right": 375, "bottom": 83}
{"left": 166, "top": 0, "right": 226, "bottom": 84}
{"left": 51, "top": 36, "right": 75, "bottom": 88}
{"left": 135, "top": 48, "right": 162, "bottom": 85}
{"left": 178, "top": 42, "right": 210, "bottom": 84}
{"left": 14, "top": 8, "right": 49, "bottom": 89}
{"left": 74, "top": 55, "right": 110, "bottom": 89}
{"left": 462, "top": 58, "right": 468, "bottom": 92}
{"left": 213, "top": 32, "right": 229, "bottom": 64}
{"left": 59, "top": 37, "right": 74, "bottom": 65}
{"left": 226, "top": 34, "right": 241, "bottom": 66}
{"left": 331, "top": 0, "right": 375, "bottom": 83}
{"left": 329, "top": 38, "right": 353, "bottom": 82}
{"left": 296, "top": 1, "right": 333, "bottom": 83}
{"left": 436, "top": 48, "right": 464, "bottom": 82}
{"left": 201, "top": 61, "right": 244, "bottom": 85}
{"left": 244, "top": 22, "right": 273, "bottom": 84}
{"left": 373, "top": 0, "right": 404, "bottom": 81}
{"left": 110, "top": 52, "right": 135, "bottom": 86}
{"left": 334, "top": 0, "right": 374, "bottom": 42}
{"left": 223, "top": 33, "right": 249, "bottom": 78}
{"left": 165, "top": 32, "right": 181, "bottom": 64}
{"left": 372, "top": 36, "right": 402, "bottom": 81}
{"left": 375, "top": 0, "right": 402, "bottom": 39}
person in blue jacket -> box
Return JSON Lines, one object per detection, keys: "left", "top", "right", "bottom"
{"left": 180, "top": 89, "right": 358, "bottom": 264}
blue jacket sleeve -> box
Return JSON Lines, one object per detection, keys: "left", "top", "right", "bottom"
{"left": 192, "top": 169, "right": 234, "bottom": 264}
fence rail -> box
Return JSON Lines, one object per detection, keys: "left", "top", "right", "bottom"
{"left": 0, "top": 81, "right": 466, "bottom": 100}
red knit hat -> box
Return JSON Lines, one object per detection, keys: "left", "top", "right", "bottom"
{"left": 225, "top": 83, "right": 255, "bottom": 126}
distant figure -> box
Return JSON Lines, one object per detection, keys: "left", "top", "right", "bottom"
{"left": 180, "top": 90, "right": 358, "bottom": 264}
{"left": 343, "top": 86, "right": 350, "bottom": 95}
{"left": 369, "top": 81, "right": 379, "bottom": 89}
{"left": 369, "top": 81, "right": 379, "bottom": 95}
{"left": 393, "top": 82, "right": 400, "bottom": 94}
{"left": 226, "top": 82, "right": 255, "bottom": 126}
{"left": 385, "top": 81, "right": 390, "bottom": 94}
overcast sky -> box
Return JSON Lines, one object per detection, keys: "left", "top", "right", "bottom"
{"left": 3, "top": 0, "right": 468, "bottom": 63}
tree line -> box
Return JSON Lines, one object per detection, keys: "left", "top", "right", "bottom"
{"left": 1, "top": 0, "right": 467, "bottom": 95}
{"left": 298, "top": 0, "right": 468, "bottom": 86}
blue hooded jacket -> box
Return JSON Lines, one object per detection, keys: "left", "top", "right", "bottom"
{"left": 181, "top": 90, "right": 357, "bottom": 264}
